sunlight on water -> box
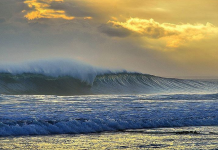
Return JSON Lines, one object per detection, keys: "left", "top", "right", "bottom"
{"left": 0, "top": 126, "right": 218, "bottom": 149}
{"left": 1, "top": 94, "right": 218, "bottom": 136}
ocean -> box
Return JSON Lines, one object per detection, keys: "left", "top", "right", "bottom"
{"left": 0, "top": 60, "right": 218, "bottom": 149}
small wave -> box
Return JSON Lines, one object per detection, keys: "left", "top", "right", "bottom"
{"left": 146, "top": 93, "right": 218, "bottom": 100}
{"left": 1, "top": 116, "right": 218, "bottom": 137}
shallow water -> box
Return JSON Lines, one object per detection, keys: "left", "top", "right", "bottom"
{"left": 1, "top": 126, "right": 218, "bottom": 149}
{"left": 1, "top": 94, "right": 218, "bottom": 136}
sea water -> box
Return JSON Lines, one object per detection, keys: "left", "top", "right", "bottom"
{"left": 0, "top": 60, "right": 218, "bottom": 149}
{"left": 0, "top": 94, "right": 218, "bottom": 149}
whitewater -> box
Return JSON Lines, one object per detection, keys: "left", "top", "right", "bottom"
{"left": 0, "top": 59, "right": 218, "bottom": 149}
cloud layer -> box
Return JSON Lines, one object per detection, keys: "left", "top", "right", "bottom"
{"left": 108, "top": 18, "right": 218, "bottom": 48}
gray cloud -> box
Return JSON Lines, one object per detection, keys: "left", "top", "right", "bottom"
{"left": 50, "top": 1, "right": 93, "bottom": 18}
{"left": 0, "top": 18, "right": 5, "bottom": 23}
{"left": 0, "top": 0, "right": 27, "bottom": 19}
{"left": 98, "top": 23, "right": 131, "bottom": 38}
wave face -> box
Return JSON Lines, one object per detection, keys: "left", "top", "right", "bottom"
{"left": 0, "top": 59, "right": 218, "bottom": 95}
{"left": 0, "top": 73, "right": 92, "bottom": 95}
{"left": 92, "top": 73, "right": 218, "bottom": 94}
{"left": 0, "top": 72, "right": 217, "bottom": 95}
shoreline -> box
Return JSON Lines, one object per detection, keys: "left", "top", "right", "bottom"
{"left": 1, "top": 126, "right": 218, "bottom": 149}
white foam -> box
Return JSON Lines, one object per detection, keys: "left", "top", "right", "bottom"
{"left": 1, "top": 116, "right": 218, "bottom": 136}
{"left": 0, "top": 59, "right": 110, "bottom": 84}
{"left": 1, "top": 94, "right": 218, "bottom": 137}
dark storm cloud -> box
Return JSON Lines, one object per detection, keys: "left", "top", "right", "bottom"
{"left": 98, "top": 24, "right": 131, "bottom": 38}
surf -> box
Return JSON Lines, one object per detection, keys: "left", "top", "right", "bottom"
{"left": 1, "top": 94, "right": 218, "bottom": 137}
{"left": 0, "top": 59, "right": 218, "bottom": 95}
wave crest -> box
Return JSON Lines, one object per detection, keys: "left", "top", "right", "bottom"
{"left": 0, "top": 59, "right": 218, "bottom": 95}
{"left": 0, "top": 59, "right": 109, "bottom": 84}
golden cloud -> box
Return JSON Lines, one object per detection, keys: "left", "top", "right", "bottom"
{"left": 23, "top": 0, "right": 75, "bottom": 20}
{"left": 109, "top": 18, "right": 218, "bottom": 48}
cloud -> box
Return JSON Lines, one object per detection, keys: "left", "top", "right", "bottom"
{"left": 0, "top": 18, "right": 5, "bottom": 23}
{"left": 108, "top": 18, "right": 218, "bottom": 48}
{"left": 49, "top": 1, "right": 94, "bottom": 19}
{"left": 23, "top": 0, "right": 75, "bottom": 20}
{"left": 0, "top": 0, "right": 27, "bottom": 20}
{"left": 98, "top": 23, "right": 131, "bottom": 38}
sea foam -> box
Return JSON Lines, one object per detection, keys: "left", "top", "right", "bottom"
{"left": 0, "top": 59, "right": 109, "bottom": 84}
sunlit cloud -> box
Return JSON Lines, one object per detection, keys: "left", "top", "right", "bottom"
{"left": 108, "top": 18, "right": 218, "bottom": 48}
{"left": 23, "top": 0, "right": 75, "bottom": 20}
{"left": 83, "top": 17, "right": 92, "bottom": 20}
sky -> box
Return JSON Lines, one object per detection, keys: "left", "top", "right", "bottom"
{"left": 1, "top": 0, "right": 218, "bottom": 78}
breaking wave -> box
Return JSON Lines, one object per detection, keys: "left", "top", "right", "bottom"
{"left": 1, "top": 116, "right": 218, "bottom": 137}
{"left": 0, "top": 59, "right": 218, "bottom": 95}
{"left": 1, "top": 92, "right": 218, "bottom": 137}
